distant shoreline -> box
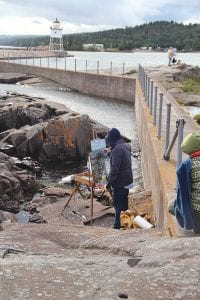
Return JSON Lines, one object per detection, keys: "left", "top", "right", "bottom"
{"left": 0, "top": 46, "right": 200, "bottom": 55}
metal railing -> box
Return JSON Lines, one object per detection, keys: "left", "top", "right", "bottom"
{"left": 138, "top": 64, "right": 185, "bottom": 167}
{"left": 1, "top": 53, "right": 132, "bottom": 76}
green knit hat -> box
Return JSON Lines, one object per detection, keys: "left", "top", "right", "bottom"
{"left": 181, "top": 132, "right": 200, "bottom": 154}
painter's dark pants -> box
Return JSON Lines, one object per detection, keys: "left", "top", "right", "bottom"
{"left": 112, "top": 187, "right": 129, "bottom": 229}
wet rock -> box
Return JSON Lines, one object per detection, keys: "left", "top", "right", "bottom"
{"left": 15, "top": 157, "right": 43, "bottom": 175}
{"left": 0, "top": 210, "right": 17, "bottom": 223}
{"left": 0, "top": 94, "right": 93, "bottom": 162}
{"left": 0, "top": 152, "right": 38, "bottom": 212}
{"left": 28, "top": 213, "right": 47, "bottom": 223}
{"left": 42, "top": 113, "right": 93, "bottom": 161}
{"left": 0, "top": 163, "right": 23, "bottom": 212}
{"left": 23, "top": 202, "right": 38, "bottom": 213}
{"left": 0, "top": 73, "right": 34, "bottom": 84}
{"left": 0, "top": 141, "right": 15, "bottom": 155}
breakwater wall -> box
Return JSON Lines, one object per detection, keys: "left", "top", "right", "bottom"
{"left": 135, "top": 79, "right": 177, "bottom": 235}
{"left": 0, "top": 61, "right": 135, "bottom": 103}
{"left": 135, "top": 71, "right": 199, "bottom": 236}
{"left": 0, "top": 60, "right": 198, "bottom": 236}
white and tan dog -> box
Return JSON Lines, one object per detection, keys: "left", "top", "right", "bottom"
{"left": 120, "top": 209, "right": 152, "bottom": 229}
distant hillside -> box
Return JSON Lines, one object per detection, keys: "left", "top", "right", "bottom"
{"left": 1, "top": 21, "right": 200, "bottom": 51}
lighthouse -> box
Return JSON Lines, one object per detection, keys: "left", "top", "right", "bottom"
{"left": 49, "top": 18, "right": 64, "bottom": 51}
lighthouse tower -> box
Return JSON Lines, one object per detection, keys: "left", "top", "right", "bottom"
{"left": 49, "top": 18, "right": 64, "bottom": 51}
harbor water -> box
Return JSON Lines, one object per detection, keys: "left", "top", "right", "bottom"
{"left": 13, "top": 50, "right": 200, "bottom": 73}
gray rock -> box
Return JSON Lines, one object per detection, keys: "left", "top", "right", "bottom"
{"left": 0, "top": 152, "right": 37, "bottom": 212}
{"left": 0, "top": 94, "right": 93, "bottom": 162}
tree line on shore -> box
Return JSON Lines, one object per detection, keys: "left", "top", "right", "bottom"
{"left": 0, "top": 21, "right": 200, "bottom": 52}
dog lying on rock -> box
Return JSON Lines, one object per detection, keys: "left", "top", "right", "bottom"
{"left": 120, "top": 209, "right": 152, "bottom": 229}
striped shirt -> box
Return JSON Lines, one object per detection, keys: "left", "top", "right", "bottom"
{"left": 191, "top": 156, "right": 200, "bottom": 211}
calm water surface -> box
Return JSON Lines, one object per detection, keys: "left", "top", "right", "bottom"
{"left": 16, "top": 51, "right": 200, "bottom": 73}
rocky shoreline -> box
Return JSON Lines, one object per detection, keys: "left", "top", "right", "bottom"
{"left": 146, "top": 63, "right": 200, "bottom": 109}
{"left": 0, "top": 72, "right": 117, "bottom": 220}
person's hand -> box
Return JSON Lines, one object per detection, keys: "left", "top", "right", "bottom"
{"left": 106, "top": 183, "right": 112, "bottom": 190}
{"left": 103, "top": 147, "right": 111, "bottom": 156}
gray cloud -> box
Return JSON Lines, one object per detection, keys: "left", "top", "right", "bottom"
{"left": 0, "top": 0, "right": 199, "bottom": 34}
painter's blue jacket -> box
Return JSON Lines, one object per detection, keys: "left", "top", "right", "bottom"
{"left": 108, "top": 139, "right": 133, "bottom": 188}
{"left": 174, "top": 157, "right": 200, "bottom": 232}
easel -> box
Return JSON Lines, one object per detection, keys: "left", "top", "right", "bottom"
{"left": 61, "top": 129, "right": 105, "bottom": 223}
{"left": 61, "top": 171, "right": 96, "bottom": 223}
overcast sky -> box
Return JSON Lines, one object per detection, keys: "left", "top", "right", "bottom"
{"left": 0, "top": 0, "right": 199, "bottom": 35}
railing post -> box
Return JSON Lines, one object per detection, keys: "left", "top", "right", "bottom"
{"left": 138, "top": 64, "right": 141, "bottom": 85}
{"left": 110, "top": 61, "right": 112, "bottom": 75}
{"left": 33, "top": 55, "right": 34, "bottom": 66}
{"left": 177, "top": 118, "right": 185, "bottom": 167}
{"left": 147, "top": 77, "right": 150, "bottom": 106}
{"left": 56, "top": 56, "right": 57, "bottom": 69}
{"left": 150, "top": 80, "right": 154, "bottom": 115}
{"left": 85, "top": 60, "right": 87, "bottom": 73}
{"left": 97, "top": 60, "right": 99, "bottom": 74}
{"left": 157, "top": 93, "right": 163, "bottom": 139}
{"left": 122, "top": 63, "right": 125, "bottom": 75}
{"left": 165, "top": 103, "right": 171, "bottom": 152}
{"left": 142, "top": 67, "right": 145, "bottom": 92}
{"left": 40, "top": 57, "right": 41, "bottom": 67}
{"left": 26, "top": 54, "right": 27, "bottom": 65}
{"left": 47, "top": 56, "right": 49, "bottom": 68}
{"left": 153, "top": 86, "right": 158, "bottom": 125}
{"left": 74, "top": 59, "right": 77, "bottom": 72}
{"left": 145, "top": 74, "right": 148, "bottom": 101}
{"left": 65, "top": 56, "right": 66, "bottom": 70}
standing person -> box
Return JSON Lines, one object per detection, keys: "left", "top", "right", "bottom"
{"left": 167, "top": 47, "right": 175, "bottom": 66}
{"left": 169, "top": 132, "right": 200, "bottom": 233}
{"left": 106, "top": 128, "right": 133, "bottom": 229}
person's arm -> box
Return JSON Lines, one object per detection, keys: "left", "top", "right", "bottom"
{"left": 107, "top": 146, "right": 123, "bottom": 186}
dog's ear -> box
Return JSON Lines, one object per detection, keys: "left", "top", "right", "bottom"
{"left": 130, "top": 210, "right": 138, "bottom": 217}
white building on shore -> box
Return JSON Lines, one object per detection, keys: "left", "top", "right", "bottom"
{"left": 83, "top": 44, "right": 104, "bottom": 51}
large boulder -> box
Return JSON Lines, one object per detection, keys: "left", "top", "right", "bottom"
{"left": 0, "top": 94, "right": 62, "bottom": 131}
{"left": 0, "top": 152, "right": 37, "bottom": 212}
{"left": 43, "top": 113, "right": 93, "bottom": 161}
{"left": 0, "top": 94, "right": 93, "bottom": 162}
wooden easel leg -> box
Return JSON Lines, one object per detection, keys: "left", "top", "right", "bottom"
{"left": 90, "top": 185, "right": 94, "bottom": 224}
{"left": 61, "top": 184, "right": 79, "bottom": 215}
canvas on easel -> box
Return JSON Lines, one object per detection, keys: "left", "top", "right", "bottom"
{"left": 88, "top": 138, "right": 109, "bottom": 189}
